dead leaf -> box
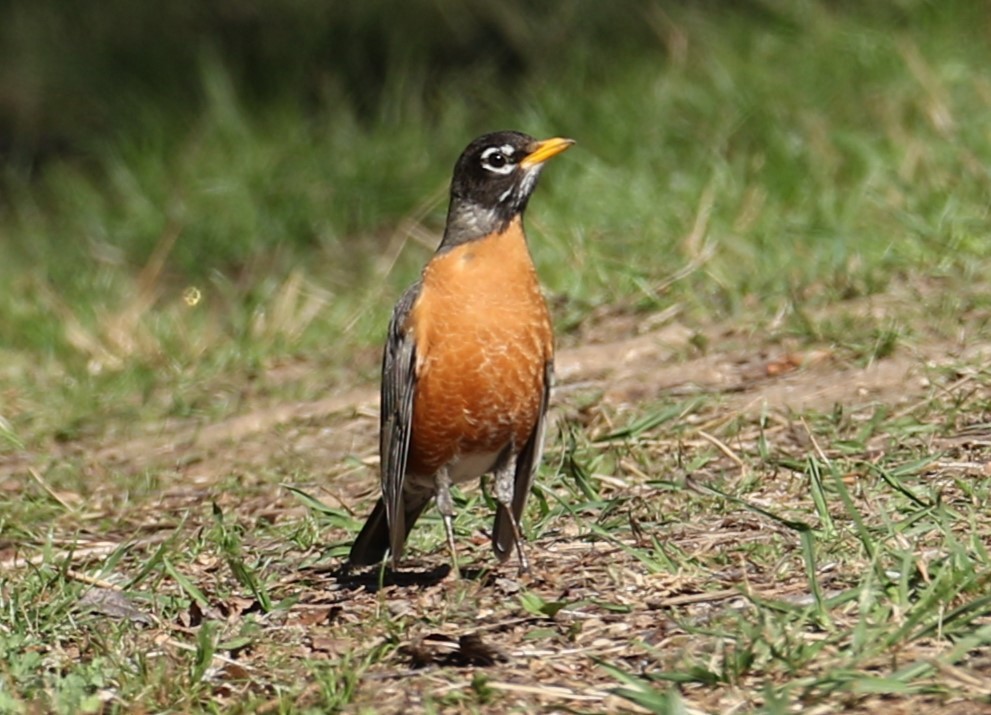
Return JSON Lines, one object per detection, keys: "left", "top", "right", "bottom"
{"left": 219, "top": 663, "right": 252, "bottom": 681}
{"left": 77, "top": 587, "right": 154, "bottom": 625}
{"left": 292, "top": 606, "right": 336, "bottom": 627}
{"left": 766, "top": 353, "right": 803, "bottom": 377}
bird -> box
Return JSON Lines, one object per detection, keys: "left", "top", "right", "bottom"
{"left": 348, "top": 130, "right": 575, "bottom": 574}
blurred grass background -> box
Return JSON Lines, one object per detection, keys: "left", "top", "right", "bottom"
{"left": 1, "top": 0, "right": 990, "bottom": 445}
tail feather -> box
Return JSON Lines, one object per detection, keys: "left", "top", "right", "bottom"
{"left": 349, "top": 498, "right": 390, "bottom": 566}
{"left": 348, "top": 495, "right": 431, "bottom": 567}
{"left": 492, "top": 504, "right": 516, "bottom": 562}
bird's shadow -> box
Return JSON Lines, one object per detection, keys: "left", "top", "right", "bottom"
{"left": 322, "top": 561, "right": 498, "bottom": 592}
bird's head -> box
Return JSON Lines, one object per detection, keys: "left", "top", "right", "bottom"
{"left": 443, "top": 131, "right": 574, "bottom": 248}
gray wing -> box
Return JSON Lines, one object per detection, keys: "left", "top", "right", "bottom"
{"left": 380, "top": 282, "right": 421, "bottom": 566}
{"left": 493, "top": 359, "right": 553, "bottom": 559}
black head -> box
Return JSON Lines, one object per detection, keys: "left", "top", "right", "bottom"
{"left": 441, "top": 130, "right": 574, "bottom": 248}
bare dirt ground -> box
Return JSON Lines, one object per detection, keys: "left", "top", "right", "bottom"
{"left": 4, "top": 297, "right": 955, "bottom": 489}
{"left": 4, "top": 290, "right": 991, "bottom": 713}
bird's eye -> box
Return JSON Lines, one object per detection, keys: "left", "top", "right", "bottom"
{"left": 480, "top": 146, "right": 515, "bottom": 174}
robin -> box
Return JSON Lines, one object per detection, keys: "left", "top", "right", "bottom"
{"left": 348, "top": 130, "right": 575, "bottom": 574}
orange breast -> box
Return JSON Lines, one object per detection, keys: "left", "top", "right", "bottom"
{"left": 405, "top": 218, "right": 553, "bottom": 479}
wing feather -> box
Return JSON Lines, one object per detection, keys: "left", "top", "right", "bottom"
{"left": 380, "top": 283, "right": 421, "bottom": 565}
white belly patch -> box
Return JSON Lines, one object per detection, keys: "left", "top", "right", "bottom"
{"left": 447, "top": 449, "right": 503, "bottom": 484}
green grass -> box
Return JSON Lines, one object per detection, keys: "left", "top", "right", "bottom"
{"left": 3, "top": 1, "right": 991, "bottom": 712}
{"left": 552, "top": 375, "right": 991, "bottom": 711}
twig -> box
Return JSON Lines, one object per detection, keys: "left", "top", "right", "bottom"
{"left": 801, "top": 418, "right": 831, "bottom": 464}
{"left": 697, "top": 430, "right": 746, "bottom": 471}
{"left": 66, "top": 569, "right": 123, "bottom": 590}
{"left": 27, "top": 467, "right": 77, "bottom": 511}
{"left": 0, "top": 532, "right": 172, "bottom": 570}
{"left": 459, "top": 680, "right": 610, "bottom": 702}
{"left": 928, "top": 658, "right": 991, "bottom": 695}
{"left": 649, "top": 588, "right": 741, "bottom": 608}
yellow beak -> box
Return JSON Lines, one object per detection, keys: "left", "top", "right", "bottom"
{"left": 521, "top": 137, "right": 576, "bottom": 168}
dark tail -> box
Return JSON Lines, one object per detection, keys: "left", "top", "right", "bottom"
{"left": 348, "top": 495, "right": 431, "bottom": 567}
{"left": 348, "top": 498, "right": 390, "bottom": 566}
{"left": 492, "top": 504, "right": 516, "bottom": 563}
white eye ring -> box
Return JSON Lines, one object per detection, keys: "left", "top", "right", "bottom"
{"left": 481, "top": 145, "right": 516, "bottom": 175}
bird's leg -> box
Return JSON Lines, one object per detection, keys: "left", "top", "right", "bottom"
{"left": 494, "top": 461, "right": 530, "bottom": 574}
{"left": 435, "top": 467, "right": 461, "bottom": 578}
